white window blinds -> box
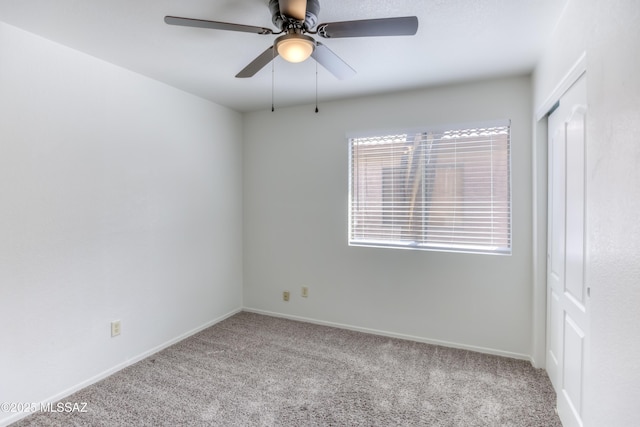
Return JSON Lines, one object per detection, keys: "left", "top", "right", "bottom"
{"left": 348, "top": 122, "right": 511, "bottom": 254}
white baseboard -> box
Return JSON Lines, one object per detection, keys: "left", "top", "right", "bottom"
{"left": 243, "top": 307, "right": 533, "bottom": 363}
{"left": 0, "top": 307, "right": 242, "bottom": 427}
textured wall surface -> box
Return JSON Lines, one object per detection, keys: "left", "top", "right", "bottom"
{"left": 0, "top": 22, "right": 243, "bottom": 426}
{"left": 534, "top": 0, "right": 640, "bottom": 424}
{"left": 243, "top": 76, "right": 533, "bottom": 359}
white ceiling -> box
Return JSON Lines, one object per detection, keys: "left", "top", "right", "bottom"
{"left": 0, "top": 0, "right": 568, "bottom": 112}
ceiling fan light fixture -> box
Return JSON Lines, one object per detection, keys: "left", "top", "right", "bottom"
{"left": 276, "top": 34, "right": 315, "bottom": 63}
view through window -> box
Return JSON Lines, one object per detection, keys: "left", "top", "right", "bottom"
{"left": 348, "top": 122, "right": 511, "bottom": 255}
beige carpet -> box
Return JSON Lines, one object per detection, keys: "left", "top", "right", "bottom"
{"left": 14, "top": 312, "right": 561, "bottom": 426}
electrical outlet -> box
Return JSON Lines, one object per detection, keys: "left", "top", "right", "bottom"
{"left": 111, "top": 320, "right": 121, "bottom": 337}
{"left": 301, "top": 286, "right": 309, "bottom": 298}
{"left": 283, "top": 291, "right": 290, "bottom": 302}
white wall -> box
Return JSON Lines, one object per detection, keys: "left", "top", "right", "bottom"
{"left": 0, "top": 22, "right": 243, "bottom": 426}
{"left": 243, "top": 76, "right": 533, "bottom": 358}
{"left": 533, "top": 0, "right": 640, "bottom": 425}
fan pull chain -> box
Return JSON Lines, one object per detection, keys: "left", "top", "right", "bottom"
{"left": 315, "top": 60, "right": 319, "bottom": 113}
{"left": 271, "top": 46, "right": 275, "bottom": 112}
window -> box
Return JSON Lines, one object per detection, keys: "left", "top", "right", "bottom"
{"left": 348, "top": 121, "right": 511, "bottom": 255}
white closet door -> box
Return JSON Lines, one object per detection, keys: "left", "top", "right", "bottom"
{"left": 547, "top": 74, "right": 588, "bottom": 427}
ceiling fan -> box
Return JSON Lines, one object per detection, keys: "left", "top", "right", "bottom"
{"left": 165, "top": 0, "right": 418, "bottom": 80}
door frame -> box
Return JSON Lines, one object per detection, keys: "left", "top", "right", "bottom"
{"left": 531, "top": 52, "right": 587, "bottom": 369}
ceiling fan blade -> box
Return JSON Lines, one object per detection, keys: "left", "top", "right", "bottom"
{"left": 317, "top": 16, "right": 418, "bottom": 38}
{"left": 278, "top": 0, "right": 307, "bottom": 21}
{"left": 164, "top": 16, "right": 273, "bottom": 35}
{"left": 311, "top": 42, "right": 356, "bottom": 80}
{"left": 236, "top": 46, "right": 279, "bottom": 78}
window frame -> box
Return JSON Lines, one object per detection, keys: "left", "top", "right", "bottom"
{"left": 347, "top": 120, "right": 512, "bottom": 256}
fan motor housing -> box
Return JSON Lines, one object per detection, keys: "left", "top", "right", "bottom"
{"left": 269, "top": 0, "right": 320, "bottom": 30}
